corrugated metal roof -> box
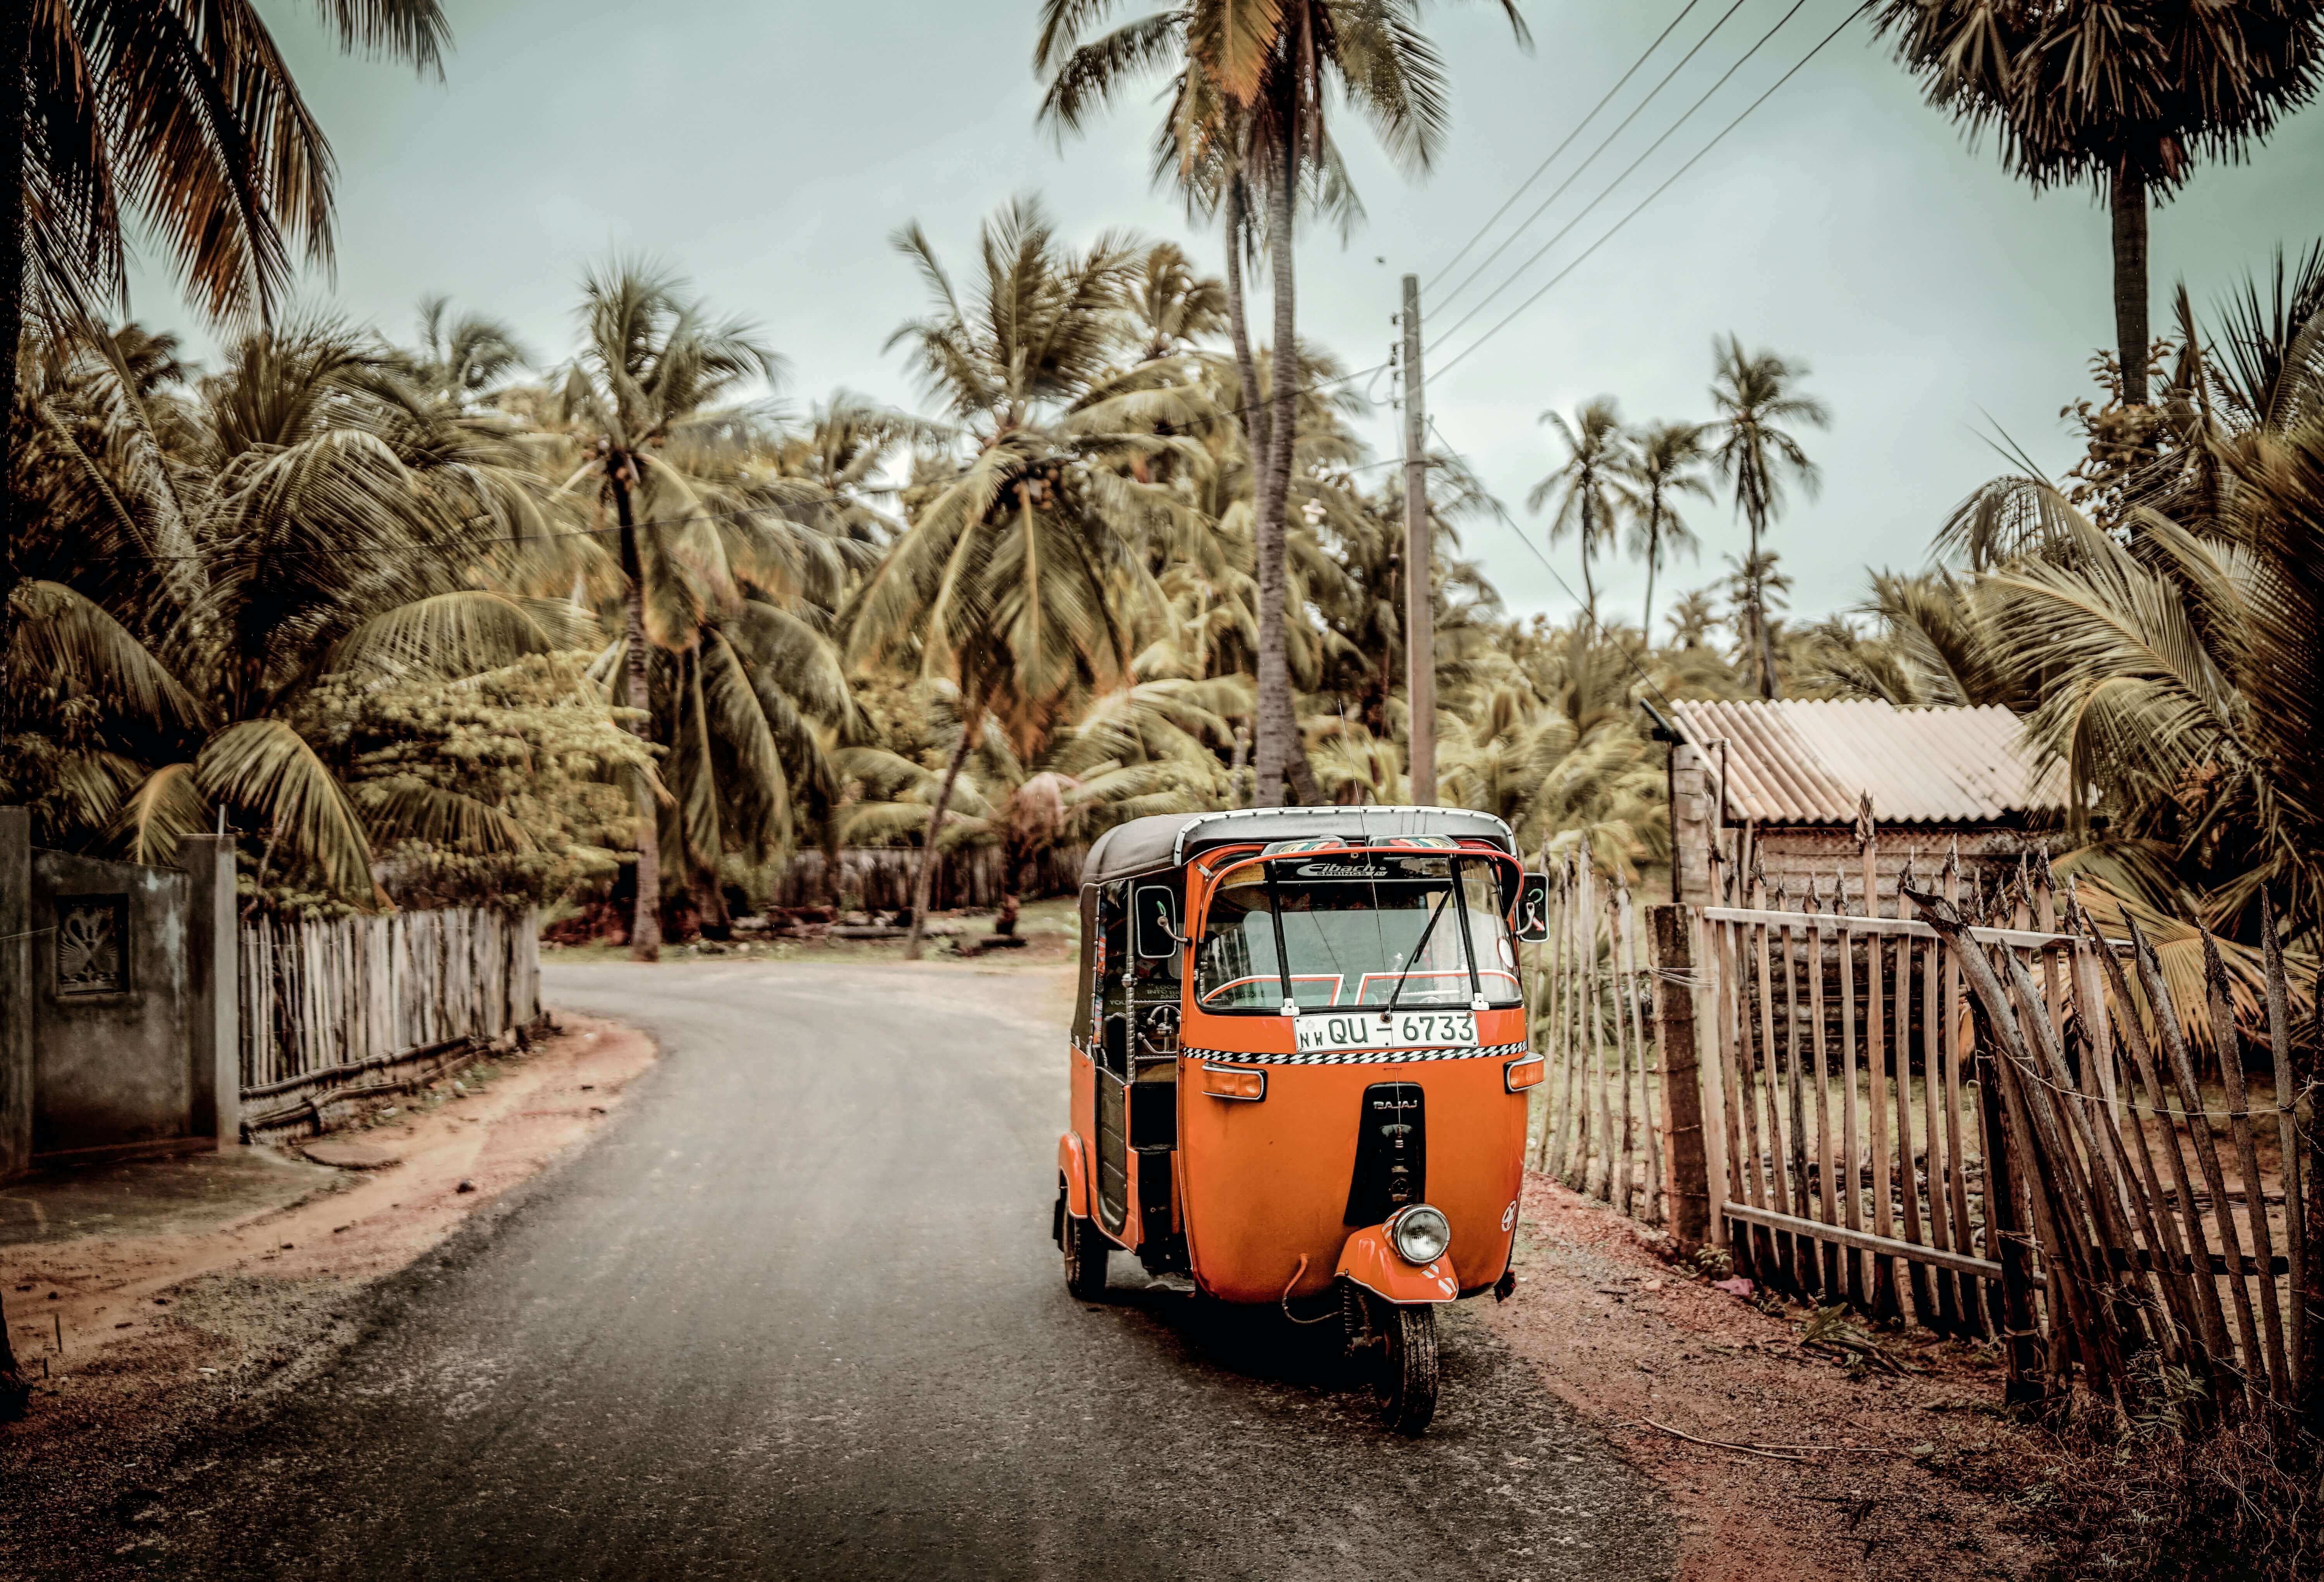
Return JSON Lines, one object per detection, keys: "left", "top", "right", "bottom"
{"left": 1667, "top": 699, "right": 2064, "bottom": 826}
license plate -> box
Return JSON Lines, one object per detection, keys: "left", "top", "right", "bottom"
{"left": 1295, "top": 1009, "right": 1478, "bottom": 1055}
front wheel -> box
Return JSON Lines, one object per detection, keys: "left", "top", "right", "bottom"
{"left": 1373, "top": 1302, "right": 1440, "bottom": 1436}
{"left": 1062, "top": 1212, "right": 1110, "bottom": 1302}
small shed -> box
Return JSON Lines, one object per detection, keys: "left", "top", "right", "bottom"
{"left": 1651, "top": 698, "right": 2069, "bottom": 911}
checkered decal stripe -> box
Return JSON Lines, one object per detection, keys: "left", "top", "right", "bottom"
{"left": 1184, "top": 1040, "right": 1532, "bottom": 1067}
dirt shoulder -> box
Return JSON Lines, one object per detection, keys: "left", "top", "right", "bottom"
{"left": 1487, "top": 1176, "right": 2048, "bottom": 1581}
{"left": 0, "top": 1016, "right": 655, "bottom": 1567}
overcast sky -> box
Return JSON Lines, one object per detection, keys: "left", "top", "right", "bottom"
{"left": 127, "top": 0, "right": 2324, "bottom": 633}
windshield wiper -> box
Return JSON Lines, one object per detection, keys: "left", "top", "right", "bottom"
{"left": 1382, "top": 889, "right": 1452, "bottom": 1019}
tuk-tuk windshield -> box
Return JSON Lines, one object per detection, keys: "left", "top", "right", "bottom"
{"left": 1194, "top": 853, "right": 1521, "bottom": 1013}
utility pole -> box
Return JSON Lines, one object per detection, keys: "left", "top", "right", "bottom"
{"left": 1400, "top": 274, "right": 1436, "bottom": 806}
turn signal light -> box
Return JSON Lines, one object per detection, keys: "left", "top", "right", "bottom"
{"left": 1504, "top": 1054, "right": 1546, "bottom": 1093}
{"left": 1200, "top": 1063, "right": 1267, "bottom": 1101}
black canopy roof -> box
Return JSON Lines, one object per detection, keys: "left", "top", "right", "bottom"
{"left": 1079, "top": 806, "right": 1518, "bottom": 887}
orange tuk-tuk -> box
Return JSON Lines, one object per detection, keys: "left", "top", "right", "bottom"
{"left": 1052, "top": 806, "right": 1552, "bottom": 1433}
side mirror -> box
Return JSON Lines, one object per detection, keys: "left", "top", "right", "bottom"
{"left": 1133, "top": 882, "right": 1183, "bottom": 959}
{"left": 1513, "top": 874, "right": 1551, "bottom": 943}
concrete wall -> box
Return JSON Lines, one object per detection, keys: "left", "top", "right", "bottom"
{"left": 31, "top": 848, "right": 192, "bottom": 1158}
{"left": 0, "top": 812, "right": 237, "bottom": 1177}
{"left": 1670, "top": 743, "right": 2053, "bottom": 914}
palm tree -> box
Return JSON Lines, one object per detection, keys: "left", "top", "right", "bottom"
{"left": 1612, "top": 419, "right": 1711, "bottom": 636}
{"left": 839, "top": 672, "right": 1228, "bottom": 924}
{"left": 1529, "top": 398, "right": 1628, "bottom": 625}
{"left": 1122, "top": 240, "right": 1229, "bottom": 362}
{"left": 849, "top": 199, "right": 1202, "bottom": 958}
{"left": 1870, "top": 2, "right": 2324, "bottom": 408}
{"left": 1664, "top": 587, "right": 1720, "bottom": 650}
{"left": 1709, "top": 336, "right": 1827, "bottom": 698}
{"left": 1719, "top": 549, "right": 1793, "bottom": 693}
{"left": 552, "top": 264, "right": 873, "bottom": 956}
{"left": 399, "top": 297, "right": 531, "bottom": 409}
{"left": 5, "top": 0, "right": 454, "bottom": 676}
{"left": 1035, "top": 0, "right": 1528, "bottom": 808}
{"left": 11, "top": 315, "right": 578, "bottom": 891}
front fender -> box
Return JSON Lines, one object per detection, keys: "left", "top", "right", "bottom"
{"left": 1058, "top": 1133, "right": 1090, "bottom": 1220}
{"left": 1336, "top": 1224, "right": 1460, "bottom": 1304}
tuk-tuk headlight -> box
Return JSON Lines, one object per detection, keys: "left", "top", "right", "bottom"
{"left": 1388, "top": 1204, "right": 1451, "bottom": 1266}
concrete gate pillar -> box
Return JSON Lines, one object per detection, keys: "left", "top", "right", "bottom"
{"left": 179, "top": 834, "right": 239, "bottom": 1147}
{"left": 0, "top": 809, "right": 30, "bottom": 1178}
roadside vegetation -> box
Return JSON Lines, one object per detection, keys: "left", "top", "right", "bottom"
{"left": 6, "top": 5, "right": 2324, "bottom": 1553}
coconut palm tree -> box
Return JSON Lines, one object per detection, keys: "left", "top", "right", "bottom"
{"left": 5, "top": 0, "right": 454, "bottom": 691}
{"left": 1529, "top": 398, "right": 1628, "bottom": 625}
{"left": 1664, "top": 587, "right": 1720, "bottom": 650}
{"left": 1612, "top": 419, "right": 1711, "bottom": 637}
{"left": 849, "top": 199, "right": 1205, "bottom": 957}
{"left": 839, "top": 672, "right": 1228, "bottom": 923}
{"left": 1034, "top": 0, "right": 1529, "bottom": 808}
{"left": 11, "top": 315, "right": 579, "bottom": 892}
{"left": 552, "top": 263, "right": 789, "bottom": 960}
{"left": 399, "top": 297, "right": 531, "bottom": 410}
{"left": 1122, "top": 240, "right": 1229, "bottom": 362}
{"left": 1709, "top": 337, "right": 1827, "bottom": 698}
{"left": 1869, "top": 1, "right": 2324, "bottom": 408}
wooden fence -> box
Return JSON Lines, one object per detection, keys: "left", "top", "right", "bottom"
{"left": 763, "top": 845, "right": 1087, "bottom": 913}
{"left": 1535, "top": 835, "right": 2324, "bottom": 1415}
{"left": 237, "top": 908, "right": 542, "bottom": 1104}
{"left": 1687, "top": 848, "right": 2318, "bottom": 1414}
{"left": 1531, "top": 852, "right": 1670, "bottom": 1227}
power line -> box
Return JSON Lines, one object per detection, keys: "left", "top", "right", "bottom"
{"left": 1429, "top": 414, "right": 1687, "bottom": 718}
{"left": 74, "top": 502, "right": 814, "bottom": 564}
{"left": 1423, "top": 0, "right": 1710, "bottom": 301}
{"left": 1432, "top": 0, "right": 1753, "bottom": 317}
{"left": 1432, "top": 2, "right": 1868, "bottom": 385}
{"left": 1430, "top": 0, "right": 1817, "bottom": 354}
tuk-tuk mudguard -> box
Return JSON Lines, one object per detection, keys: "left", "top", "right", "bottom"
{"left": 1058, "top": 1133, "right": 1091, "bottom": 1221}
{"left": 1336, "top": 1224, "right": 1460, "bottom": 1304}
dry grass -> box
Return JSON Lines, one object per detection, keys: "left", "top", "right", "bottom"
{"left": 1946, "top": 1390, "right": 2322, "bottom": 1579}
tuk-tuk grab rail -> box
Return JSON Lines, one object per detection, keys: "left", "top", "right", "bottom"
{"left": 1162, "top": 806, "right": 1517, "bottom": 867}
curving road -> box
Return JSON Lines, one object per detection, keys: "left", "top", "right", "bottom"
{"left": 135, "top": 961, "right": 1673, "bottom": 1581}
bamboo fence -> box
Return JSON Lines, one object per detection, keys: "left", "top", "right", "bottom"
{"left": 1688, "top": 837, "right": 2319, "bottom": 1416}
{"left": 1531, "top": 850, "right": 1667, "bottom": 1227}
{"left": 237, "top": 908, "right": 542, "bottom": 1102}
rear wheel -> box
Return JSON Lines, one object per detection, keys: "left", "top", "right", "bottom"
{"left": 1062, "top": 1213, "right": 1110, "bottom": 1302}
{"left": 1372, "top": 1303, "right": 1439, "bottom": 1436}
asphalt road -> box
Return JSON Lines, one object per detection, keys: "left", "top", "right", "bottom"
{"left": 134, "top": 961, "right": 1674, "bottom": 1581}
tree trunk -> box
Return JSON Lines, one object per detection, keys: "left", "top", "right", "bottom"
{"left": 1252, "top": 147, "right": 1321, "bottom": 807}
{"left": 1745, "top": 518, "right": 1777, "bottom": 700}
{"left": 612, "top": 469, "right": 662, "bottom": 962}
{"left": 1641, "top": 543, "right": 1658, "bottom": 641}
{"left": 1, "top": 0, "right": 32, "bottom": 688}
{"left": 1221, "top": 181, "right": 1269, "bottom": 480}
{"left": 2111, "top": 165, "right": 2150, "bottom": 408}
{"left": 5, "top": 26, "right": 26, "bottom": 1395}
{"left": 905, "top": 714, "right": 978, "bottom": 962}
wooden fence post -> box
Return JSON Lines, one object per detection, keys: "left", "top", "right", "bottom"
{"left": 2305, "top": 963, "right": 2324, "bottom": 1436}
{"left": 1649, "top": 903, "right": 1712, "bottom": 1255}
